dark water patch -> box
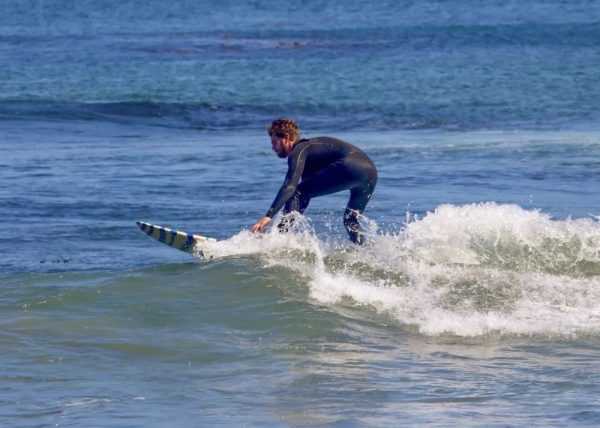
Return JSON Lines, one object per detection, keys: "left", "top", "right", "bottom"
{"left": 99, "top": 22, "right": 600, "bottom": 61}
{"left": 569, "top": 410, "right": 600, "bottom": 423}
{"left": 5, "top": 22, "right": 600, "bottom": 56}
{"left": 216, "top": 22, "right": 600, "bottom": 50}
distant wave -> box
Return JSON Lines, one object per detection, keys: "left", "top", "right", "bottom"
{"left": 0, "top": 100, "right": 273, "bottom": 130}
{"left": 0, "top": 100, "right": 456, "bottom": 130}
{"left": 0, "top": 99, "right": 588, "bottom": 131}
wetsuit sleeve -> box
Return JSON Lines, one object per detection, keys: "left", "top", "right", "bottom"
{"left": 265, "top": 147, "right": 307, "bottom": 218}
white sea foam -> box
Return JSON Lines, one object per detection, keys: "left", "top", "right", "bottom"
{"left": 200, "top": 203, "right": 600, "bottom": 337}
{"left": 196, "top": 213, "right": 322, "bottom": 262}
{"left": 63, "top": 397, "right": 112, "bottom": 408}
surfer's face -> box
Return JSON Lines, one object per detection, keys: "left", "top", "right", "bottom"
{"left": 270, "top": 132, "right": 292, "bottom": 158}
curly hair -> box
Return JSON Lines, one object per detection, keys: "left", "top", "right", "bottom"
{"left": 267, "top": 118, "right": 300, "bottom": 141}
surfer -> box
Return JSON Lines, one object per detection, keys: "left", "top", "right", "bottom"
{"left": 250, "top": 118, "right": 378, "bottom": 244}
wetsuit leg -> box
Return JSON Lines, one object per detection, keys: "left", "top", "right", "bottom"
{"left": 344, "top": 178, "right": 377, "bottom": 244}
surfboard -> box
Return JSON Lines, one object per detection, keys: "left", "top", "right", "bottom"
{"left": 136, "top": 221, "right": 217, "bottom": 258}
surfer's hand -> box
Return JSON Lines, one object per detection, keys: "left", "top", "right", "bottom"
{"left": 251, "top": 216, "right": 271, "bottom": 233}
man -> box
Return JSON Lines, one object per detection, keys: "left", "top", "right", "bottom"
{"left": 250, "top": 118, "right": 378, "bottom": 244}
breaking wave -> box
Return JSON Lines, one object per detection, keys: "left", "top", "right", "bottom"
{"left": 199, "top": 203, "right": 600, "bottom": 337}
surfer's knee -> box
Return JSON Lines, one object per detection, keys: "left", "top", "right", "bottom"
{"left": 280, "top": 191, "right": 309, "bottom": 233}
{"left": 277, "top": 214, "right": 295, "bottom": 233}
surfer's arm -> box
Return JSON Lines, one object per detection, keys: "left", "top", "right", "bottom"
{"left": 251, "top": 146, "right": 306, "bottom": 233}
{"left": 264, "top": 148, "right": 306, "bottom": 218}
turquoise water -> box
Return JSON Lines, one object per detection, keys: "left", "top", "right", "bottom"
{"left": 3, "top": 1, "right": 600, "bottom": 130}
{"left": 2, "top": 1, "right": 600, "bottom": 427}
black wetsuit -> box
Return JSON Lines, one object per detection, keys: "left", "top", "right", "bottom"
{"left": 265, "top": 137, "right": 378, "bottom": 244}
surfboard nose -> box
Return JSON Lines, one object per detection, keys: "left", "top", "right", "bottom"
{"left": 136, "top": 221, "right": 153, "bottom": 235}
{"left": 135, "top": 221, "right": 215, "bottom": 258}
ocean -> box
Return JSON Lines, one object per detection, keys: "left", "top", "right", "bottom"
{"left": 2, "top": 1, "right": 600, "bottom": 426}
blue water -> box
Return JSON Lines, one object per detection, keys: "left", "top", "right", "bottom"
{"left": 3, "top": 1, "right": 600, "bottom": 130}
{"left": 2, "top": 1, "right": 600, "bottom": 427}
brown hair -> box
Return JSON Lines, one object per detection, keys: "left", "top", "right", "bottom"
{"left": 267, "top": 118, "right": 300, "bottom": 141}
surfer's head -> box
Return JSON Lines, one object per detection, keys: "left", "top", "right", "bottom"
{"left": 268, "top": 118, "right": 300, "bottom": 158}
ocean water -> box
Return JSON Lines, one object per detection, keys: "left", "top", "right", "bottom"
{"left": 2, "top": 1, "right": 600, "bottom": 426}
